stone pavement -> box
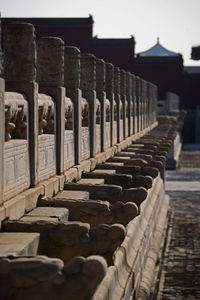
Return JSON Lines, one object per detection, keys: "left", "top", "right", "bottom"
{"left": 153, "top": 151, "right": 200, "bottom": 300}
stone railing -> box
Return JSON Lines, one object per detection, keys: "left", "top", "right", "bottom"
{"left": 0, "top": 22, "right": 181, "bottom": 300}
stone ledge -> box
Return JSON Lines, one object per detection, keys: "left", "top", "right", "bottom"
{"left": 0, "top": 206, "right": 6, "bottom": 229}
{"left": 39, "top": 177, "right": 60, "bottom": 198}
{"left": 4, "top": 194, "right": 26, "bottom": 220}
{"left": 0, "top": 232, "right": 40, "bottom": 256}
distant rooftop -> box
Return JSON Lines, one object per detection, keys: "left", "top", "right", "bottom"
{"left": 2, "top": 16, "right": 94, "bottom": 27}
{"left": 93, "top": 36, "right": 135, "bottom": 48}
{"left": 138, "top": 38, "right": 179, "bottom": 57}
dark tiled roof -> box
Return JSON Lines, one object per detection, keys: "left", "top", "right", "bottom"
{"left": 2, "top": 16, "right": 93, "bottom": 28}
{"left": 93, "top": 36, "right": 135, "bottom": 48}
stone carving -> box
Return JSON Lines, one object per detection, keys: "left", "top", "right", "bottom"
{"left": 0, "top": 254, "right": 107, "bottom": 300}
{"left": 80, "top": 54, "right": 96, "bottom": 91}
{"left": 81, "top": 98, "right": 89, "bottom": 127}
{"left": 4, "top": 23, "right": 36, "bottom": 82}
{"left": 114, "top": 100, "right": 117, "bottom": 121}
{"left": 39, "top": 197, "right": 138, "bottom": 227}
{"left": 64, "top": 46, "right": 80, "bottom": 90}
{"left": 38, "top": 94, "right": 54, "bottom": 135}
{"left": 120, "top": 70, "right": 126, "bottom": 96}
{"left": 65, "top": 97, "right": 73, "bottom": 130}
{"left": 64, "top": 182, "right": 148, "bottom": 206}
{"left": 105, "top": 99, "right": 110, "bottom": 122}
{"left": 96, "top": 99, "right": 101, "bottom": 124}
{"left": 37, "top": 37, "right": 64, "bottom": 86}
{"left": 105, "top": 63, "right": 114, "bottom": 95}
{"left": 5, "top": 92, "right": 27, "bottom": 141}
{"left": 96, "top": 59, "right": 105, "bottom": 95}
{"left": 4, "top": 221, "right": 126, "bottom": 266}
{"left": 126, "top": 72, "right": 132, "bottom": 97}
{"left": 114, "top": 67, "right": 120, "bottom": 94}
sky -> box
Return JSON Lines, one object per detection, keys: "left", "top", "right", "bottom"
{"left": 1, "top": 0, "right": 200, "bottom": 66}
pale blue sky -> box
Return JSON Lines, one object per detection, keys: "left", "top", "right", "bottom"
{"left": 1, "top": 0, "right": 200, "bottom": 66}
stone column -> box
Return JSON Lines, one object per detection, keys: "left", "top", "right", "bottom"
{"left": 143, "top": 79, "right": 147, "bottom": 129}
{"left": 4, "top": 22, "right": 38, "bottom": 186}
{"left": 146, "top": 81, "right": 151, "bottom": 127}
{"left": 65, "top": 46, "right": 81, "bottom": 165}
{"left": 105, "top": 63, "right": 114, "bottom": 147}
{"left": 153, "top": 84, "right": 158, "bottom": 123}
{"left": 126, "top": 72, "right": 132, "bottom": 136}
{"left": 114, "top": 67, "right": 121, "bottom": 143}
{"left": 37, "top": 37, "right": 65, "bottom": 175}
{"left": 136, "top": 76, "right": 141, "bottom": 133}
{"left": 0, "top": 78, "right": 4, "bottom": 204}
{"left": 80, "top": 54, "right": 96, "bottom": 158}
{"left": 132, "top": 74, "right": 137, "bottom": 133}
{"left": 120, "top": 70, "right": 127, "bottom": 139}
{"left": 96, "top": 58, "right": 106, "bottom": 152}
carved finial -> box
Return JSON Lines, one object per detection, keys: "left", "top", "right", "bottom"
{"left": 157, "top": 37, "right": 160, "bottom": 43}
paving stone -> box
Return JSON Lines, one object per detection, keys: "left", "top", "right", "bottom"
{"left": 153, "top": 152, "right": 200, "bottom": 300}
{"left": 0, "top": 232, "right": 40, "bottom": 256}
{"left": 26, "top": 207, "right": 69, "bottom": 221}
{"left": 78, "top": 178, "right": 105, "bottom": 185}
{"left": 54, "top": 190, "right": 90, "bottom": 200}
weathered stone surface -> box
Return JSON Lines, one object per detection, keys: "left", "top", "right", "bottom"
{"left": 132, "top": 175, "right": 153, "bottom": 190}
{"left": 80, "top": 54, "right": 96, "bottom": 91}
{"left": 26, "top": 207, "right": 69, "bottom": 221}
{"left": 54, "top": 190, "right": 90, "bottom": 200}
{"left": 4, "top": 23, "right": 36, "bottom": 82}
{"left": 108, "top": 156, "right": 148, "bottom": 167}
{"left": 64, "top": 182, "right": 147, "bottom": 206}
{"left": 4, "top": 220, "right": 126, "bottom": 265}
{"left": 82, "top": 171, "right": 133, "bottom": 188}
{"left": 78, "top": 178, "right": 105, "bottom": 185}
{"left": 92, "top": 169, "right": 116, "bottom": 174}
{"left": 0, "top": 254, "right": 107, "bottom": 300}
{"left": 0, "top": 232, "right": 40, "bottom": 256}
{"left": 37, "top": 37, "right": 64, "bottom": 86}
{"left": 64, "top": 46, "right": 80, "bottom": 89}
{"left": 38, "top": 197, "right": 138, "bottom": 227}
{"left": 4, "top": 195, "right": 26, "bottom": 220}
{"left": 21, "top": 216, "right": 58, "bottom": 222}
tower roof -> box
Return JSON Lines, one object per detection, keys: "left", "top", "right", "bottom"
{"left": 138, "top": 38, "right": 179, "bottom": 57}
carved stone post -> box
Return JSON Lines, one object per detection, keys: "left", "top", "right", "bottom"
{"left": 80, "top": 54, "right": 96, "bottom": 158}
{"left": 37, "top": 37, "right": 65, "bottom": 175}
{"left": 136, "top": 76, "right": 141, "bottom": 133}
{"left": 105, "top": 63, "right": 114, "bottom": 147}
{"left": 153, "top": 84, "right": 158, "bottom": 123}
{"left": 132, "top": 74, "right": 137, "bottom": 134}
{"left": 114, "top": 67, "right": 122, "bottom": 143}
{"left": 65, "top": 46, "right": 81, "bottom": 165}
{"left": 0, "top": 78, "right": 4, "bottom": 204}
{"left": 96, "top": 59, "right": 106, "bottom": 152}
{"left": 126, "top": 72, "right": 132, "bottom": 136}
{"left": 143, "top": 79, "right": 147, "bottom": 129}
{"left": 146, "top": 82, "right": 150, "bottom": 127}
{"left": 4, "top": 22, "right": 38, "bottom": 186}
{"left": 120, "top": 70, "right": 127, "bottom": 139}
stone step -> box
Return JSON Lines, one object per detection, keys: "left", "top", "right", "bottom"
{"left": 38, "top": 197, "right": 138, "bottom": 227}
{"left": 25, "top": 207, "right": 69, "bottom": 222}
{"left": 78, "top": 178, "right": 105, "bottom": 185}
{"left": 92, "top": 169, "right": 116, "bottom": 174}
{"left": 54, "top": 190, "right": 90, "bottom": 200}
{"left": 82, "top": 171, "right": 133, "bottom": 189}
{"left": 64, "top": 182, "right": 148, "bottom": 206}
{"left": 0, "top": 232, "right": 40, "bottom": 256}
